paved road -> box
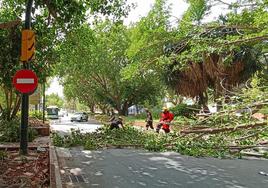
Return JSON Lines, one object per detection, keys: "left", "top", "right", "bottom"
{"left": 51, "top": 116, "right": 268, "bottom": 188}
{"left": 57, "top": 148, "right": 268, "bottom": 188}
{"left": 50, "top": 115, "right": 102, "bottom": 136}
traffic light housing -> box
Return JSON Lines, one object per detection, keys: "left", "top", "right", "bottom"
{"left": 21, "top": 29, "right": 35, "bottom": 62}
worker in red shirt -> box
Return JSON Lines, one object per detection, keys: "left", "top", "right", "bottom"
{"left": 156, "top": 107, "right": 174, "bottom": 133}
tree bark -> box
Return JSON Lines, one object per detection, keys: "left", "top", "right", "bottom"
{"left": 123, "top": 103, "right": 129, "bottom": 116}
{"left": 90, "top": 104, "right": 95, "bottom": 113}
{"left": 10, "top": 94, "right": 21, "bottom": 120}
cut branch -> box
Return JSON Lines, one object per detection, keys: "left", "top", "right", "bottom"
{"left": 181, "top": 122, "right": 267, "bottom": 134}
{"left": 234, "top": 127, "right": 268, "bottom": 141}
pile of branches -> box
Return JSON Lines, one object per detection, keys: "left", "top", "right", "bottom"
{"left": 174, "top": 97, "right": 268, "bottom": 157}
{"left": 52, "top": 85, "right": 268, "bottom": 158}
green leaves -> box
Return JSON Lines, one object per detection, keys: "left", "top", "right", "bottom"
{"left": 46, "top": 93, "right": 64, "bottom": 108}
{"left": 57, "top": 20, "right": 164, "bottom": 114}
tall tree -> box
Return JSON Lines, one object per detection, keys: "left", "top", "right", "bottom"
{"left": 57, "top": 21, "right": 163, "bottom": 115}
{"left": 0, "top": 0, "right": 131, "bottom": 120}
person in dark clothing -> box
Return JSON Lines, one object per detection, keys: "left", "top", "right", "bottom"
{"left": 110, "top": 116, "right": 124, "bottom": 130}
{"left": 145, "top": 108, "right": 154, "bottom": 130}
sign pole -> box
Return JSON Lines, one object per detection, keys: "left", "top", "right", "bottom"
{"left": 42, "top": 79, "right": 46, "bottom": 124}
{"left": 20, "top": 0, "right": 33, "bottom": 155}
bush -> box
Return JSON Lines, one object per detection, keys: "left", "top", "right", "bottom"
{"left": 0, "top": 118, "right": 37, "bottom": 142}
{"left": 129, "top": 109, "right": 162, "bottom": 120}
{"left": 0, "top": 119, "right": 20, "bottom": 142}
{"left": 29, "top": 111, "right": 43, "bottom": 120}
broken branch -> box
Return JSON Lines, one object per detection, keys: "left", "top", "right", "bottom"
{"left": 181, "top": 122, "right": 267, "bottom": 134}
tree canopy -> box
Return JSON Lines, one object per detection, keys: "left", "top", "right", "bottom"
{"left": 0, "top": 0, "right": 267, "bottom": 118}
{"left": 0, "top": 0, "right": 131, "bottom": 119}
{"left": 57, "top": 21, "right": 164, "bottom": 115}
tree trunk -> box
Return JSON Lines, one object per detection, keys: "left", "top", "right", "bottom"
{"left": 89, "top": 104, "right": 95, "bottom": 113}
{"left": 10, "top": 95, "right": 21, "bottom": 120}
{"left": 118, "top": 102, "right": 129, "bottom": 116}
{"left": 1, "top": 88, "right": 21, "bottom": 121}
{"left": 136, "top": 105, "right": 139, "bottom": 115}
{"left": 100, "top": 106, "right": 106, "bottom": 114}
{"left": 198, "top": 92, "right": 210, "bottom": 113}
{"left": 213, "top": 90, "right": 222, "bottom": 112}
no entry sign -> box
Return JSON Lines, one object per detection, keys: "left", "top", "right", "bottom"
{"left": 13, "top": 69, "right": 38, "bottom": 94}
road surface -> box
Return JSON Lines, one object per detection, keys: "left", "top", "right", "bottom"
{"left": 50, "top": 114, "right": 102, "bottom": 136}
{"left": 51, "top": 116, "right": 268, "bottom": 188}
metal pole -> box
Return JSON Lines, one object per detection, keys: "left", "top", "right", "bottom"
{"left": 43, "top": 81, "right": 45, "bottom": 123}
{"left": 20, "top": 0, "right": 33, "bottom": 155}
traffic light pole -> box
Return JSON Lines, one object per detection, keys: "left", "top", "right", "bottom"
{"left": 20, "top": 0, "right": 33, "bottom": 155}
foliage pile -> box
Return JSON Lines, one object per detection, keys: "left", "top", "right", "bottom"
{"left": 52, "top": 116, "right": 267, "bottom": 158}
{"left": 53, "top": 81, "right": 268, "bottom": 158}
{"left": 176, "top": 80, "right": 268, "bottom": 157}
{"left": 52, "top": 126, "right": 149, "bottom": 149}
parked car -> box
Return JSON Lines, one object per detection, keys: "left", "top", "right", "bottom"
{"left": 71, "top": 112, "right": 88, "bottom": 122}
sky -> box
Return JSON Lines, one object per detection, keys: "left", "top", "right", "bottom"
{"left": 46, "top": 77, "right": 64, "bottom": 97}
{"left": 47, "top": 0, "right": 231, "bottom": 98}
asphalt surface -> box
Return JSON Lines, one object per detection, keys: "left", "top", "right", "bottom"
{"left": 58, "top": 148, "right": 268, "bottom": 188}
{"left": 50, "top": 115, "right": 102, "bottom": 136}
{"left": 51, "top": 116, "right": 268, "bottom": 188}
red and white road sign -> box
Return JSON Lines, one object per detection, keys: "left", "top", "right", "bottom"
{"left": 13, "top": 69, "right": 38, "bottom": 94}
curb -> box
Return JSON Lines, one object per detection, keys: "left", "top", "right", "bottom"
{"left": 50, "top": 140, "right": 63, "bottom": 188}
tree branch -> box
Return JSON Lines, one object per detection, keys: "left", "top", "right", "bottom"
{"left": 214, "top": 0, "right": 258, "bottom": 7}
{"left": 225, "top": 35, "right": 268, "bottom": 45}
{"left": 11, "top": 94, "right": 21, "bottom": 119}
{"left": 181, "top": 122, "right": 267, "bottom": 134}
